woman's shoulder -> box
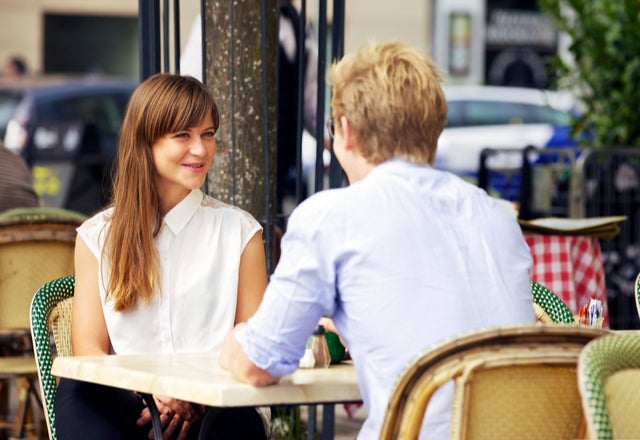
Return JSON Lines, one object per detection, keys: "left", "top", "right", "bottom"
{"left": 76, "top": 207, "right": 113, "bottom": 252}
{"left": 78, "top": 207, "right": 113, "bottom": 232}
{"left": 200, "top": 194, "right": 260, "bottom": 226}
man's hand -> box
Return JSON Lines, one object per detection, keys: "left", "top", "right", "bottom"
{"left": 220, "top": 323, "right": 279, "bottom": 387}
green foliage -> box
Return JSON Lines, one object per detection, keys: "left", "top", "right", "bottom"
{"left": 539, "top": 0, "right": 640, "bottom": 147}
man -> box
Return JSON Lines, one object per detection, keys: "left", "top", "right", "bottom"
{"left": 221, "top": 41, "right": 535, "bottom": 439}
{"left": 0, "top": 141, "right": 39, "bottom": 212}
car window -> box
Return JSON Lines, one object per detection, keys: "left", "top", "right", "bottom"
{"left": 37, "top": 93, "right": 127, "bottom": 137}
{"left": 446, "top": 99, "right": 572, "bottom": 128}
{"left": 446, "top": 101, "right": 465, "bottom": 127}
{"left": 530, "top": 104, "right": 573, "bottom": 126}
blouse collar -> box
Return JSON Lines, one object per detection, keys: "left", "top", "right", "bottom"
{"left": 163, "top": 189, "right": 203, "bottom": 236}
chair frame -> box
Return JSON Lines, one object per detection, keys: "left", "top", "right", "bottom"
{"left": 29, "top": 275, "right": 75, "bottom": 440}
{"left": 379, "top": 324, "right": 608, "bottom": 440}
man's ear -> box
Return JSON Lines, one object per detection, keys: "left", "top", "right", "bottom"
{"left": 340, "top": 116, "right": 355, "bottom": 151}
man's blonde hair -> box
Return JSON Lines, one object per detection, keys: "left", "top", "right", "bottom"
{"left": 327, "top": 41, "right": 447, "bottom": 165}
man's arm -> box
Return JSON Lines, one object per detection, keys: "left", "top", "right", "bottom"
{"left": 220, "top": 323, "right": 279, "bottom": 387}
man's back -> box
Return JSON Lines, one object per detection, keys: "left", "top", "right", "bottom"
{"left": 272, "top": 159, "right": 534, "bottom": 438}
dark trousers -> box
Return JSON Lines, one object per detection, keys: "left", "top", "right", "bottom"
{"left": 55, "top": 378, "right": 266, "bottom": 440}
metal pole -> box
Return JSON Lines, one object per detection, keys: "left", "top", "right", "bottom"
{"left": 139, "top": 0, "right": 161, "bottom": 81}
{"left": 314, "top": 0, "right": 327, "bottom": 192}
{"left": 294, "top": 0, "right": 306, "bottom": 204}
{"left": 162, "top": 0, "right": 170, "bottom": 72}
{"left": 173, "top": 0, "right": 181, "bottom": 73}
{"left": 260, "top": 0, "right": 273, "bottom": 274}
{"left": 328, "top": 0, "right": 346, "bottom": 189}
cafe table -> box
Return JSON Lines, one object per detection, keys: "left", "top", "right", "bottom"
{"left": 52, "top": 352, "right": 361, "bottom": 440}
{"left": 525, "top": 233, "right": 609, "bottom": 326}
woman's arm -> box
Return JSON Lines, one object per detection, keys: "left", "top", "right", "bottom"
{"left": 234, "top": 231, "right": 268, "bottom": 324}
{"left": 71, "top": 235, "right": 111, "bottom": 355}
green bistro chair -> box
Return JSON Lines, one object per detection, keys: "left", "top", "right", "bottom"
{"left": 29, "top": 275, "right": 75, "bottom": 440}
{"left": 531, "top": 280, "right": 575, "bottom": 325}
{"left": 0, "top": 207, "right": 88, "bottom": 225}
{"left": 578, "top": 333, "right": 640, "bottom": 440}
{"left": 1, "top": 207, "right": 84, "bottom": 438}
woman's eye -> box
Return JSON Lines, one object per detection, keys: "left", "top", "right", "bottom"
{"left": 203, "top": 131, "right": 216, "bottom": 138}
{"left": 174, "top": 132, "right": 189, "bottom": 139}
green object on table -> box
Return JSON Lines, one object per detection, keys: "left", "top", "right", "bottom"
{"left": 325, "top": 331, "right": 346, "bottom": 365}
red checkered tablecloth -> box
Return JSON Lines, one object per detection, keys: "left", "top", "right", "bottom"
{"left": 525, "top": 233, "right": 608, "bottom": 326}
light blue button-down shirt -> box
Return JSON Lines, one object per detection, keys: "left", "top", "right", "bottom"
{"left": 238, "top": 158, "right": 534, "bottom": 439}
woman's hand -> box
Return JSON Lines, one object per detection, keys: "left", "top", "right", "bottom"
{"left": 137, "top": 395, "right": 204, "bottom": 440}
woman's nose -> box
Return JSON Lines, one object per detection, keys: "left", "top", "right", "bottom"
{"left": 190, "top": 138, "right": 206, "bottom": 155}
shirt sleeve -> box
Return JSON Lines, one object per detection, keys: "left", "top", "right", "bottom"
{"left": 76, "top": 210, "right": 110, "bottom": 258}
{"left": 237, "top": 195, "right": 340, "bottom": 377}
{"left": 233, "top": 207, "right": 263, "bottom": 250}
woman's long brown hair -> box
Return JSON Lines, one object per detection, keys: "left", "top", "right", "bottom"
{"left": 105, "top": 73, "right": 220, "bottom": 311}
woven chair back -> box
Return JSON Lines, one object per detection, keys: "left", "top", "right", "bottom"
{"left": 50, "top": 297, "right": 74, "bottom": 357}
{"left": 0, "top": 208, "right": 85, "bottom": 330}
{"left": 531, "top": 280, "right": 575, "bottom": 324}
{"left": 579, "top": 333, "right": 640, "bottom": 440}
{"left": 380, "top": 324, "right": 609, "bottom": 440}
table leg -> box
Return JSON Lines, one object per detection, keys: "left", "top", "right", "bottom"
{"left": 307, "top": 405, "right": 317, "bottom": 440}
{"left": 321, "top": 404, "right": 335, "bottom": 440}
{"left": 140, "top": 393, "right": 163, "bottom": 440}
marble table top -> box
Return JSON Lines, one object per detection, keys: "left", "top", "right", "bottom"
{"left": 52, "top": 352, "right": 362, "bottom": 407}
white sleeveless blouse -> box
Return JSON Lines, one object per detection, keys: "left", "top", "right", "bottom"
{"left": 77, "top": 189, "right": 262, "bottom": 355}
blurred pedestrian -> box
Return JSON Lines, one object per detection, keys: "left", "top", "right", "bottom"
{"left": 54, "top": 73, "right": 269, "bottom": 440}
{"left": 3, "top": 56, "right": 28, "bottom": 78}
{"left": 0, "top": 140, "right": 39, "bottom": 212}
{"left": 220, "top": 41, "right": 535, "bottom": 439}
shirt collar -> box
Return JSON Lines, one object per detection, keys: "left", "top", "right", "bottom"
{"left": 371, "top": 157, "right": 426, "bottom": 176}
{"left": 163, "top": 189, "right": 203, "bottom": 235}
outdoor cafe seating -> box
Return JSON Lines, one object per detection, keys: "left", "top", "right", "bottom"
{"left": 578, "top": 332, "right": 640, "bottom": 440}
{"left": 0, "top": 207, "right": 85, "bottom": 439}
{"left": 380, "top": 324, "right": 609, "bottom": 440}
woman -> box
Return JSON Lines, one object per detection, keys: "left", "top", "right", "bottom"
{"left": 54, "top": 73, "right": 269, "bottom": 440}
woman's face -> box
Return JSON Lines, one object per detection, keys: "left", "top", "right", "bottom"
{"left": 152, "top": 115, "right": 216, "bottom": 209}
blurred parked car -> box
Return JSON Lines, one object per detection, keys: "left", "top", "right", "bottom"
{"left": 0, "top": 75, "right": 136, "bottom": 215}
{"left": 434, "top": 85, "right": 580, "bottom": 179}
